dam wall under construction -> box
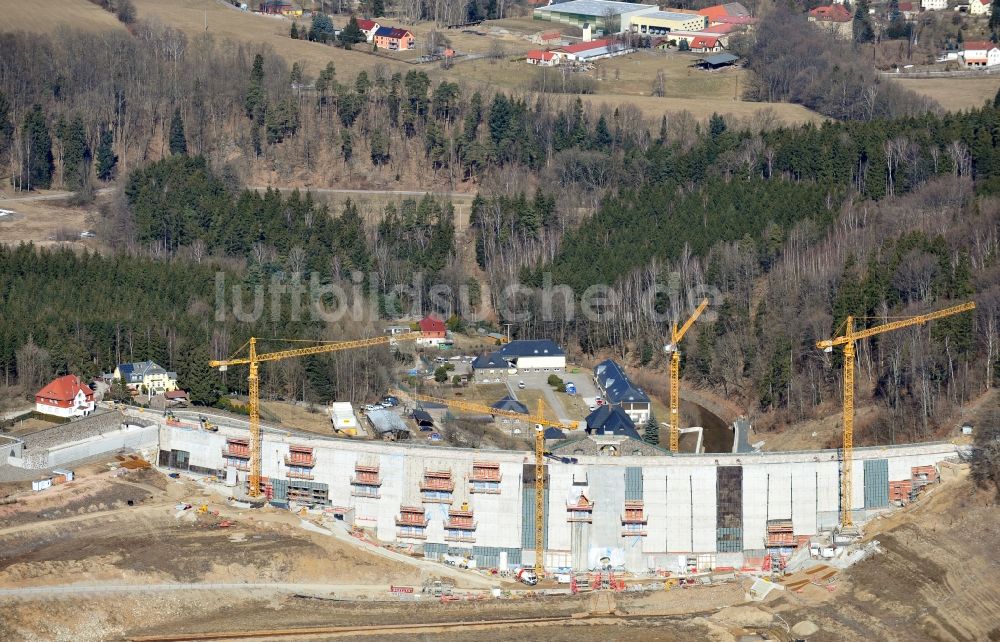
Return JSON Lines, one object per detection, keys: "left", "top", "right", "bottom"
{"left": 158, "top": 424, "right": 956, "bottom": 573}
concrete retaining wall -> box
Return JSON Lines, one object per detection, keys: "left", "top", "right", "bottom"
{"left": 159, "top": 423, "right": 957, "bottom": 572}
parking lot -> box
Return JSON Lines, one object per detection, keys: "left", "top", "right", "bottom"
{"left": 508, "top": 368, "right": 600, "bottom": 425}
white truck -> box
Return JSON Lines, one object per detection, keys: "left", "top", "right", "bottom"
{"left": 515, "top": 568, "right": 538, "bottom": 585}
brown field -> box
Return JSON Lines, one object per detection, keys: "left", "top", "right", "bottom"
{"left": 0, "top": 0, "right": 125, "bottom": 33}
{"left": 891, "top": 75, "right": 1000, "bottom": 113}
{"left": 0, "top": 192, "right": 98, "bottom": 247}
{"left": 132, "top": 0, "right": 411, "bottom": 77}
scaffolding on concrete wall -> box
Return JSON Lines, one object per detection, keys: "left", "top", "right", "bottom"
{"left": 716, "top": 466, "right": 742, "bottom": 553}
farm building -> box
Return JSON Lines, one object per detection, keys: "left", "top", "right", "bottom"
{"left": 629, "top": 10, "right": 708, "bottom": 36}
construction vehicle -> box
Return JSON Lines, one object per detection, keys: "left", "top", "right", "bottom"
{"left": 199, "top": 415, "right": 218, "bottom": 432}
{"left": 209, "top": 333, "right": 421, "bottom": 499}
{"left": 663, "top": 298, "right": 709, "bottom": 452}
{"left": 816, "top": 301, "right": 975, "bottom": 528}
{"left": 164, "top": 411, "right": 181, "bottom": 427}
{"left": 390, "top": 390, "right": 579, "bottom": 578}
{"left": 515, "top": 567, "right": 538, "bottom": 586}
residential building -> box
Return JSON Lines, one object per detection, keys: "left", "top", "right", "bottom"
{"left": 527, "top": 50, "right": 560, "bottom": 66}
{"left": 258, "top": 1, "right": 299, "bottom": 15}
{"left": 807, "top": 5, "right": 853, "bottom": 39}
{"left": 921, "top": 0, "right": 948, "bottom": 9}
{"left": 689, "top": 35, "right": 724, "bottom": 52}
{"left": 35, "top": 375, "right": 95, "bottom": 418}
{"left": 416, "top": 315, "right": 447, "bottom": 346}
{"left": 113, "top": 361, "right": 178, "bottom": 394}
{"left": 533, "top": 0, "right": 659, "bottom": 34}
{"left": 356, "top": 18, "right": 381, "bottom": 41}
{"left": 593, "top": 360, "right": 651, "bottom": 423}
{"left": 472, "top": 352, "right": 511, "bottom": 383}
{"left": 491, "top": 395, "right": 530, "bottom": 415}
{"left": 963, "top": 40, "right": 1000, "bottom": 66}
{"left": 374, "top": 26, "right": 414, "bottom": 51}
{"left": 584, "top": 404, "right": 642, "bottom": 440}
{"left": 496, "top": 340, "right": 566, "bottom": 372}
{"left": 969, "top": 0, "right": 992, "bottom": 15}
{"left": 630, "top": 11, "right": 708, "bottom": 36}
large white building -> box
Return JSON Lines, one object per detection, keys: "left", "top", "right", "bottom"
{"left": 533, "top": 0, "right": 659, "bottom": 34}
{"left": 34, "top": 375, "right": 95, "bottom": 418}
{"left": 921, "top": 0, "right": 948, "bottom": 9}
{"left": 158, "top": 423, "right": 958, "bottom": 573}
{"left": 496, "top": 339, "right": 566, "bottom": 372}
{"left": 969, "top": 0, "right": 993, "bottom": 15}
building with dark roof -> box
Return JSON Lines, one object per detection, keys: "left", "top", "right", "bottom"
{"left": 585, "top": 405, "right": 642, "bottom": 440}
{"left": 112, "top": 361, "right": 178, "bottom": 394}
{"left": 495, "top": 339, "right": 566, "bottom": 372}
{"left": 593, "top": 360, "right": 651, "bottom": 423}
{"left": 374, "top": 26, "right": 414, "bottom": 51}
{"left": 472, "top": 352, "right": 510, "bottom": 383}
{"left": 491, "top": 395, "right": 530, "bottom": 415}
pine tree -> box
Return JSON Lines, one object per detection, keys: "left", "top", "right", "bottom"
{"left": 643, "top": 414, "right": 660, "bottom": 445}
{"left": 340, "top": 129, "right": 353, "bottom": 163}
{"left": 290, "top": 22, "right": 299, "bottom": 39}
{"left": 110, "top": 376, "right": 131, "bottom": 403}
{"left": 853, "top": 0, "right": 875, "bottom": 43}
{"left": 179, "top": 342, "right": 218, "bottom": 406}
{"left": 991, "top": 0, "right": 1000, "bottom": 31}
{"left": 372, "top": 0, "right": 385, "bottom": 17}
{"left": 593, "top": 114, "right": 612, "bottom": 149}
{"left": 0, "top": 91, "right": 13, "bottom": 159}
{"left": 95, "top": 128, "right": 117, "bottom": 181}
{"left": 709, "top": 113, "right": 726, "bottom": 140}
{"left": 169, "top": 108, "right": 187, "bottom": 155}
{"left": 59, "top": 115, "right": 90, "bottom": 190}
{"left": 339, "top": 16, "right": 366, "bottom": 48}
{"left": 20, "top": 105, "right": 53, "bottom": 190}
{"left": 245, "top": 54, "right": 266, "bottom": 124}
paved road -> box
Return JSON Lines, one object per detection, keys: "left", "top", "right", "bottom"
{"left": 0, "top": 582, "right": 447, "bottom": 600}
{"left": 0, "top": 188, "right": 113, "bottom": 203}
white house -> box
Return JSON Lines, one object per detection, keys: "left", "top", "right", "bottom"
{"left": 112, "top": 360, "right": 179, "bottom": 394}
{"left": 496, "top": 340, "right": 566, "bottom": 372}
{"left": 35, "top": 375, "right": 95, "bottom": 418}
{"left": 963, "top": 40, "right": 1000, "bottom": 66}
{"left": 922, "top": 0, "right": 948, "bottom": 10}
{"left": 969, "top": 0, "right": 992, "bottom": 15}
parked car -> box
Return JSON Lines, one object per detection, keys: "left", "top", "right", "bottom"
{"left": 518, "top": 381, "right": 526, "bottom": 389}
{"left": 589, "top": 405, "right": 597, "bottom": 412}
{"left": 364, "top": 404, "right": 380, "bottom": 412}
{"left": 383, "top": 396, "right": 399, "bottom": 407}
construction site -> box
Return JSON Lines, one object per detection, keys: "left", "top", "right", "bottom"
{"left": 1, "top": 300, "right": 997, "bottom": 640}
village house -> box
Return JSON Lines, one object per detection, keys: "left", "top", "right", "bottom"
{"left": 35, "top": 375, "right": 96, "bottom": 418}
{"left": 593, "top": 360, "right": 651, "bottom": 423}
{"left": 963, "top": 40, "right": 1000, "bottom": 66}
{"left": 112, "top": 360, "right": 179, "bottom": 394}
{"left": 807, "top": 4, "right": 853, "bottom": 39}
{"left": 374, "top": 26, "right": 415, "bottom": 51}
{"left": 527, "top": 49, "right": 560, "bottom": 65}
{"left": 969, "top": 0, "right": 993, "bottom": 15}
{"left": 356, "top": 18, "right": 381, "bottom": 42}
{"left": 416, "top": 315, "right": 448, "bottom": 347}
{"left": 258, "top": 1, "right": 301, "bottom": 16}
{"left": 921, "top": 0, "right": 948, "bottom": 10}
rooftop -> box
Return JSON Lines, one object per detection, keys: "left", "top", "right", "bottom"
{"left": 593, "top": 360, "right": 650, "bottom": 404}
{"left": 36, "top": 375, "right": 93, "bottom": 402}
{"left": 640, "top": 10, "right": 705, "bottom": 21}
{"left": 492, "top": 395, "right": 530, "bottom": 415}
{"left": 496, "top": 339, "right": 565, "bottom": 358}
{"left": 808, "top": 4, "right": 852, "bottom": 21}
{"left": 367, "top": 408, "right": 410, "bottom": 434}
{"left": 535, "top": 0, "right": 657, "bottom": 16}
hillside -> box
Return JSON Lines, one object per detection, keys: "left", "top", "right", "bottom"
{"left": 2, "top": 0, "right": 126, "bottom": 33}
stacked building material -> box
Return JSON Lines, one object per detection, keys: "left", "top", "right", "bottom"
{"left": 889, "top": 480, "right": 913, "bottom": 504}
{"left": 765, "top": 519, "right": 794, "bottom": 547}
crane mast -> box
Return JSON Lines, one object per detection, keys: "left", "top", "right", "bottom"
{"left": 210, "top": 332, "right": 421, "bottom": 498}
{"left": 665, "top": 298, "right": 709, "bottom": 452}
{"left": 816, "top": 301, "right": 974, "bottom": 528}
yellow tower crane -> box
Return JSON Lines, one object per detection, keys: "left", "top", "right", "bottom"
{"left": 210, "top": 332, "right": 422, "bottom": 499}
{"left": 664, "top": 298, "right": 709, "bottom": 453}
{"left": 816, "top": 301, "right": 974, "bottom": 528}
{"left": 395, "top": 390, "right": 579, "bottom": 577}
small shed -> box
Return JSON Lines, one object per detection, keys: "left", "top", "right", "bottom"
{"left": 412, "top": 409, "right": 435, "bottom": 429}
{"left": 367, "top": 409, "right": 411, "bottom": 441}
{"left": 698, "top": 53, "right": 739, "bottom": 69}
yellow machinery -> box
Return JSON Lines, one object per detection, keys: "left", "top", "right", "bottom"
{"left": 395, "top": 390, "right": 579, "bottom": 577}
{"left": 664, "top": 298, "right": 709, "bottom": 452}
{"left": 210, "top": 332, "right": 421, "bottom": 498}
{"left": 817, "top": 301, "right": 974, "bottom": 527}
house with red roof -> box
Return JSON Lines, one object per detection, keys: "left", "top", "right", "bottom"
{"left": 417, "top": 315, "right": 448, "bottom": 346}
{"left": 689, "top": 35, "right": 724, "bottom": 52}
{"left": 526, "top": 49, "right": 559, "bottom": 66}
{"left": 374, "top": 26, "right": 415, "bottom": 51}
{"left": 963, "top": 40, "right": 1000, "bottom": 67}
{"left": 697, "top": 2, "right": 749, "bottom": 23}
{"left": 356, "top": 18, "right": 381, "bottom": 42}
{"left": 808, "top": 4, "right": 853, "bottom": 38}
{"left": 35, "top": 375, "right": 95, "bottom": 418}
